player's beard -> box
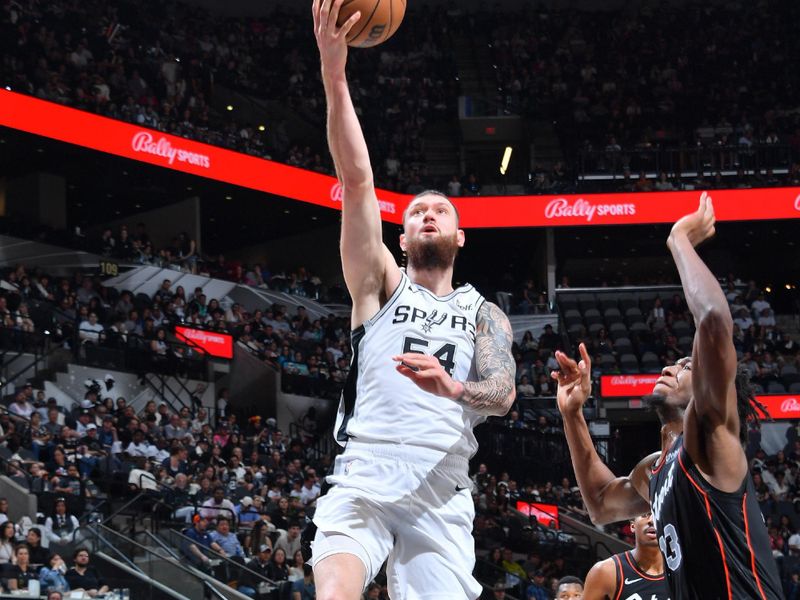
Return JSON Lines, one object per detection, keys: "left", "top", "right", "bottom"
{"left": 405, "top": 233, "right": 459, "bottom": 271}
{"left": 642, "top": 393, "right": 684, "bottom": 426}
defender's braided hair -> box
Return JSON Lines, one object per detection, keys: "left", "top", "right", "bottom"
{"left": 736, "top": 365, "right": 770, "bottom": 444}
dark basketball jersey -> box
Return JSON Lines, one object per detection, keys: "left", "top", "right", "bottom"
{"left": 649, "top": 435, "right": 784, "bottom": 599}
{"left": 611, "top": 551, "right": 670, "bottom": 600}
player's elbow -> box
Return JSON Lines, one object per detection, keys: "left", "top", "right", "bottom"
{"left": 489, "top": 383, "right": 515, "bottom": 417}
{"left": 339, "top": 170, "right": 374, "bottom": 191}
{"left": 696, "top": 307, "right": 733, "bottom": 341}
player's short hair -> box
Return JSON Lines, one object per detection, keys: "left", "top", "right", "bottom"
{"left": 556, "top": 575, "right": 584, "bottom": 589}
{"left": 402, "top": 190, "right": 460, "bottom": 227}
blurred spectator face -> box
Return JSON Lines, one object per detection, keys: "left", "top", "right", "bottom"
{"left": 217, "top": 519, "right": 230, "bottom": 534}
{"left": 213, "top": 488, "right": 225, "bottom": 503}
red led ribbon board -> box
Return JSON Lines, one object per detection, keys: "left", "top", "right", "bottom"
{"left": 516, "top": 501, "right": 560, "bottom": 528}
{"left": 758, "top": 395, "right": 800, "bottom": 421}
{"left": 601, "top": 374, "right": 661, "bottom": 398}
{"left": 3, "top": 90, "right": 800, "bottom": 229}
{"left": 175, "top": 326, "right": 233, "bottom": 360}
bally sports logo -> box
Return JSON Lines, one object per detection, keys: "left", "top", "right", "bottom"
{"left": 795, "top": 194, "right": 800, "bottom": 212}
{"left": 330, "top": 182, "right": 397, "bottom": 214}
{"left": 131, "top": 131, "right": 211, "bottom": 169}
{"left": 545, "top": 198, "right": 637, "bottom": 222}
{"left": 782, "top": 397, "right": 800, "bottom": 413}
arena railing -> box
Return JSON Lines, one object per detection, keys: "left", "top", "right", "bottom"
{"left": 160, "top": 526, "right": 281, "bottom": 596}
{"left": 79, "top": 521, "right": 255, "bottom": 600}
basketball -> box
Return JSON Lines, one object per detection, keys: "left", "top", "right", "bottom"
{"left": 337, "top": 0, "right": 406, "bottom": 48}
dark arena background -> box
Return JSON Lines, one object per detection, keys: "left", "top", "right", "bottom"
{"left": 0, "top": 0, "right": 799, "bottom": 598}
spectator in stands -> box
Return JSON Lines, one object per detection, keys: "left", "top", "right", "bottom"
{"left": 516, "top": 375, "right": 536, "bottom": 399}
{"left": 527, "top": 570, "right": 549, "bottom": 600}
{"left": 267, "top": 547, "right": 289, "bottom": 582}
{"left": 64, "top": 549, "right": 108, "bottom": 597}
{"left": 292, "top": 564, "right": 315, "bottom": 600}
{"left": 9, "top": 389, "right": 35, "bottom": 419}
{"left": 274, "top": 521, "right": 301, "bottom": 557}
{"left": 0, "top": 521, "right": 15, "bottom": 565}
{"left": 183, "top": 515, "right": 223, "bottom": 570}
{"left": 538, "top": 324, "right": 561, "bottom": 355}
{"left": 78, "top": 313, "right": 104, "bottom": 345}
{"left": 209, "top": 517, "right": 244, "bottom": 561}
{"left": 39, "top": 554, "right": 69, "bottom": 594}
{"left": 44, "top": 498, "right": 80, "bottom": 548}
{"left": 25, "top": 528, "right": 49, "bottom": 567}
{"left": 238, "top": 545, "right": 272, "bottom": 598}
{"left": 7, "top": 545, "right": 38, "bottom": 591}
{"left": 200, "top": 487, "right": 236, "bottom": 523}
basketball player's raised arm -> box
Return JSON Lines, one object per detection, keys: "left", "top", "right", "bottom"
{"left": 667, "top": 193, "right": 744, "bottom": 487}
{"left": 554, "top": 344, "right": 652, "bottom": 525}
{"left": 313, "top": 0, "right": 400, "bottom": 325}
{"left": 394, "top": 302, "right": 515, "bottom": 416}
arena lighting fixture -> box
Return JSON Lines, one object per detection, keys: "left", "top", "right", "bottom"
{"left": 500, "top": 146, "right": 513, "bottom": 175}
{"left": 258, "top": 125, "right": 266, "bottom": 131}
{"left": 766, "top": 286, "right": 772, "bottom": 293}
{"left": 226, "top": 105, "right": 233, "bottom": 111}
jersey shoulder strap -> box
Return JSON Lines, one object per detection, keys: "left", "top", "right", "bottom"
{"left": 612, "top": 553, "right": 624, "bottom": 600}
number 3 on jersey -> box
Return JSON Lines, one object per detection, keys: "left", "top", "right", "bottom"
{"left": 403, "top": 336, "right": 456, "bottom": 376}
{"left": 658, "top": 523, "right": 683, "bottom": 571}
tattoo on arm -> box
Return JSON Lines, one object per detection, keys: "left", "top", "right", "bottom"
{"left": 458, "top": 302, "right": 516, "bottom": 416}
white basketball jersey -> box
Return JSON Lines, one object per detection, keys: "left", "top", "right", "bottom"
{"left": 335, "top": 272, "right": 487, "bottom": 458}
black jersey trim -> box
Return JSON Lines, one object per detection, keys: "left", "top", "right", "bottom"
{"left": 624, "top": 551, "right": 665, "bottom": 581}
{"left": 336, "top": 325, "right": 366, "bottom": 443}
{"left": 410, "top": 281, "right": 475, "bottom": 303}
{"left": 612, "top": 554, "right": 623, "bottom": 600}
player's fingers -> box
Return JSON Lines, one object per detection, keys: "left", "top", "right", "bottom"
{"left": 319, "top": 0, "right": 332, "bottom": 31}
{"left": 337, "top": 10, "right": 361, "bottom": 37}
{"left": 312, "top": 0, "right": 320, "bottom": 28}
{"left": 578, "top": 343, "right": 592, "bottom": 370}
{"left": 327, "top": 0, "right": 344, "bottom": 30}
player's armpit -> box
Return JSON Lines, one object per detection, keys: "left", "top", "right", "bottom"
{"left": 583, "top": 558, "right": 617, "bottom": 600}
{"left": 456, "top": 302, "right": 515, "bottom": 416}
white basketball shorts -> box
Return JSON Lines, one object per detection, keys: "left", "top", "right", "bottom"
{"left": 310, "top": 441, "right": 481, "bottom": 600}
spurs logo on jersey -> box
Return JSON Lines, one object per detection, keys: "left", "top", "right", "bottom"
{"left": 612, "top": 551, "right": 670, "bottom": 600}
{"left": 335, "top": 272, "right": 486, "bottom": 457}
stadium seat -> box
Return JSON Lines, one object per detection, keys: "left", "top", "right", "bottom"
{"left": 620, "top": 353, "right": 640, "bottom": 373}
{"left": 618, "top": 293, "right": 639, "bottom": 311}
{"left": 641, "top": 352, "right": 661, "bottom": 372}
{"left": 672, "top": 320, "right": 692, "bottom": 336}
{"left": 603, "top": 308, "right": 623, "bottom": 325}
{"left": 588, "top": 323, "right": 605, "bottom": 336}
{"left": 789, "top": 383, "right": 800, "bottom": 394}
{"left": 608, "top": 322, "right": 628, "bottom": 340}
{"left": 782, "top": 374, "right": 800, "bottom": 388}
{"left": 767, "top": 381, "right": 787, "bottom": 394}
{"left": 599, "top": 354, "right": 618, "bottom": 373}
{"left": 563, "top": 309, "right": 583, "bottom": 328}
{"left": 625, "top": 307, "right": 644, "bottom": 324}
{"left": 583, "top": 308, "right": 603, "bottom": 326}
{"left": 678, "top": 336, "right": 694, "bottom": 353}
{"left": 577, "top": 293, "right": 597, "bottom": 311}
{"left": 614, "top": 337, "right": 633, "bottom": 353}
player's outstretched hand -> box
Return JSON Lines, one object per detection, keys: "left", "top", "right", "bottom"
{"left": 393, "top": 353, "right": 462, "bottom": 400}
{"left": 552, "top": 343, "right": 592, "bottom": 416}
{"left": 312, "top": 0, "right": 361, "bottom": 73}
{"left": 668, "top": 191, "right": 716, "bottom": 249}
